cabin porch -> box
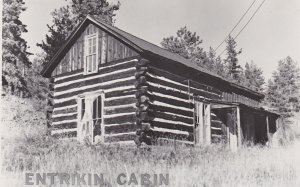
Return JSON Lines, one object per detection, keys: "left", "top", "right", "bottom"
{"left": 194, "top": 99, "right": 279, "bottom": 150}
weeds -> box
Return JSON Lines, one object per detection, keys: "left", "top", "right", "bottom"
{"left": 1, "top": 95, "right": 300, "bottom": 186}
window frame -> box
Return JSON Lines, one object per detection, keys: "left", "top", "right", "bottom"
{"left": 77, "top": 91, "right": 105, "bottom": 143}
{"left": 84, "top": 32, "right": 99, "bottom": 75}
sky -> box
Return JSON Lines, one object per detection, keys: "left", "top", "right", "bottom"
{"left": 21, "top": 0, "right": 300, "bottom": 80}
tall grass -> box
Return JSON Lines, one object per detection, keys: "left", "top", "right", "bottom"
{"left": 1, "top": 95, "right": 300, "bottom": 187}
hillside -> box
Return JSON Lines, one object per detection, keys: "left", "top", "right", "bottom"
{"left": 1, "top": 95, "right": 300, "bottom": 187}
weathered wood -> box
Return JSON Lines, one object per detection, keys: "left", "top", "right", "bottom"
{"left": 154, "top": 111, "right": 193, "bottom": 125}
{"left": 135, "top": 68, "right": 148, "bottom": 79}
{"left": 204, "top": 104, "right": 211, "bottom": 145}
{"left": 149, "top": 66, "right": 222, "bottom": 96}
{"left": 54, "top": 68, "right": 135, "bottom": 92}
{"left": 151, "top": 103, "right": 193, "bottom": 118}
{"left": 105, "top": 123, "right": 137, "bottom": 134}
{"left": 104, "top": 133, "right": 136, "bottom": 142}
{"left": 154, "top": 93, "right": 192, "bottom": 108}
{"left": 135, "top": 108, "right": 154, "bottom": 116}
{"left": 266, "top": 115, "right": 270, "bottom": 142}
{"left": 105, "top": 106, "right": 136, "bottom": 115}
{"left": 134, "top": 76, "right": 147, "bottom": 88}
{"left": 195, "top": 102, "right": 204, "bottom": 145}
{"left": 152, "top": 120, "right": 193, "bottom": 133}
{"left": 146, "top": 74, "right": 221, "bottom": 100}
{"left": 55, "top": 79, "right": 136, "bottom": 100}
{"left": 237, "top": 106, "right": 242, "bottom": 147}
{"left": 152, "top": 130, "right": 193, "bottom": 142}
{"left": 54, "top": 99, "right": 77, "bottom": 108}
{"left": 51, "top": 122, "right": 77, "bottom": 130}
{"left": 137, "top": 111, "right": 155, "bottom": 121}
{"left": 104, "top": 114, "right": 136, "bottom": 124}
{"left": 52, "top": 114, "right": 77, "bottom": 122}
{"left": 135, "top": 58, "right": 149, "bottom": 67}
{"left": 105, "top": 88, "right": 136, "bottom": 98}
{"left": 135, "top": 86, "right": 149, "bottom": 98}
{"left": 104, "top": 97, "right": 136, "bottom": 107}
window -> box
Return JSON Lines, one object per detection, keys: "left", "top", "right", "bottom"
{"left": 77, "top": 93, "right": 104, "bottom": 143}
{"left": 84, "top": 33, "right": 99, "bottom": 75}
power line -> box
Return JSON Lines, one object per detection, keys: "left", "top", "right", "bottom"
{"left": 217, "top": 0, "right": 267, "bottom": 57}
{"left": 214, "top": 0, "right": 258, "bottom": 52}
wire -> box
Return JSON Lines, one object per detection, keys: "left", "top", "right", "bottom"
{"left": 214, "top": 0, "right": 258, "bottom": 52}
{"left": 217, "top": 0, "right": 267, "bottom": 57}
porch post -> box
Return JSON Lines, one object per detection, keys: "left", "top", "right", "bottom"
{"left": 199, "top": 102, "right": 204, "bottom": 145}
{"left": 205, "top": 104, "right": 211, "bottom": 145}
{"left": 236, "top": 106, "right": 242, "bottom": 147}
{"left": 266, "top": 115, "right": 270, "bottom": 143}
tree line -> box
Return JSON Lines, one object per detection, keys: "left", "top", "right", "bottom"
{"left": 2, "top": 0, "right": 300, "bottom": 118}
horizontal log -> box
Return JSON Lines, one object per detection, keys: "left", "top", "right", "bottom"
{"left": 151, "top": 103, "right": 193, "bottom": 118}
{"left": 154, "top": 111, "right": 193, "bottom": 124}
{"left": 152, "top": 130, "right": 193, "bottom": 142}
{"left": 105, "top": 123, "right": 137, "bottom": 134}
{"left": 104, "top": 97, "right": 136, "bottom": 107}
{"left": 148, "top": 66, "right": 222, "bottom": 95}
{"left": 53, "top": 106, "right": 77, "bottom": 115}
{"left": 51, "top": 122, "right": 77, "bottom": 130}
{"left": 152, "top": 120, "right": 193, "bottom": 133}
{"left": 54, "top": 78, "right": 136, "bottom": 100}
{"left": 104, "top": 133, "right": 136, "bottom": 142}
{"left": 146, "top": 74, "right": 221, "bottom": 100}
{"left": 105, "top": 88, "right": 136, "bottom": 99}
{"left": 104, "top": 114, "right": 136, "bottom": 124}
{"left": 151, "top": 92, "right": 193, "bottom": 109}
{"left": 52, "top": 131, "right": 77, "bottom": 139}
{"left": 52, "top": 113, "right": 77, "bottom": 122}
{"left": 148, "top": 84, "right": 190, "bottom": 101}
{"left": 211, "top": 128, "right": 224, "bottom": 136}
{"left": 105, "top": 106, "right": 136, "bottom": 115}
{"left": 55, "top": 68, "right": 135, "bottom": 93}
{"left": 54, "top": 59, "right": 136, "bottom": 84}
{"left": 54, "top": 99, "right": 77, "bottom": 108}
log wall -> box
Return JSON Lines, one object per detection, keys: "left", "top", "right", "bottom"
{"left": 135, "top": 62, "right": 224, "bottom": 144}
{"left": 49, "top": 57, "right": 139, "bottom": 142}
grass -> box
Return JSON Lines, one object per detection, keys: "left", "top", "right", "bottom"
{"left": 1, "top": 95, "right": 300, "bottom": 187}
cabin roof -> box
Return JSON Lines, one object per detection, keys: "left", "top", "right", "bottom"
{"left": 41, "top": 15, "right": 264, "bottom": 99}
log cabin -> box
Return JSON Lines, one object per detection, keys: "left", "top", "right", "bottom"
{"left": 41, "top": 15, "right": 279, "bottom": 150}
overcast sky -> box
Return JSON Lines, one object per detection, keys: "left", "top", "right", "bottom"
{"left": 21, "top": 0, "right": 300, "bottom": 80}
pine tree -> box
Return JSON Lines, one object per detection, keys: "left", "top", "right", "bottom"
{"left": 161, "top": 26, "right": 207, "bottom": 67}
{"left": 244, "top": 62, "right": 265, "bottom": 92}
{"left": 37, "top": 0, "right": 120, "bottom": 63}
{"left": 224, "top": 35, "right": 242, "bottom": 82}
{"left": 265, "top": 56, "right": 300, "bottom": 118}
{"left": 2, "top": 0, "right": 31, "bottom": 96}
